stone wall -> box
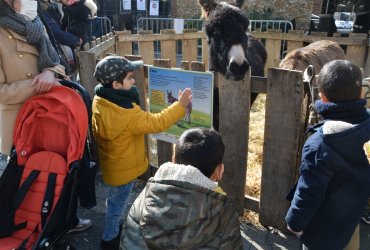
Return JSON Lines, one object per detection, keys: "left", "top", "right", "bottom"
{"left": 173, "top": 0, "right": 315, "bottom": 30}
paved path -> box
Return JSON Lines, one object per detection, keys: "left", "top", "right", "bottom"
{"left": 1, "top": 158, "right": 369, "bottom": 249}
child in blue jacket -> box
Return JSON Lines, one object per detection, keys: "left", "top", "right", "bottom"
{"left": 285, "top": 60, "right": 370, "bottom": 250}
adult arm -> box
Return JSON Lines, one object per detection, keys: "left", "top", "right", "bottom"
{"left": 42, "top": 12, "right": 81, "bottom": 48}
{"left": 285, "top": 141, "right": 334, "bottom": 233}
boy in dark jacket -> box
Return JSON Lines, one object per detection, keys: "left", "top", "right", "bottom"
{"left": 285, "top": 60, "right": 370, "bottom": 250}
{"left": 120, "top": 128, "right": 243, "bottom": 250}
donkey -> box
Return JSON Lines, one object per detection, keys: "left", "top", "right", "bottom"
{"left": 198, "top": 0, "right": 267, "bottom": 105}
{"left": 279, "top": 40, "right": 345, "bottom": 72}
{"left": 167, "top": 90, "right": 192, "bottom": 125}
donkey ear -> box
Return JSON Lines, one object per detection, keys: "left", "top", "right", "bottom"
{"left": 198, "top": 0, "right": 217, "bottom": 12}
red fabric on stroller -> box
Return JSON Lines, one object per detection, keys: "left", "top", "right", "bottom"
{"left": 13, "top": 86, "right": 88, "bottom": 168}
{"left": 0, "top": 86, "right": 88, "bottom": 249}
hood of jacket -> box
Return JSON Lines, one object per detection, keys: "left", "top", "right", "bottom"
{"left": 321, "top": 118, "right": 370, "bottom": 167}
{"left": 133, "top": 162, "right": 238, "bottom": 249}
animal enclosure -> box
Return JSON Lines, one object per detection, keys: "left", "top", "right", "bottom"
{"left": 76, "top": 29, "right": 370, "bottom": 231}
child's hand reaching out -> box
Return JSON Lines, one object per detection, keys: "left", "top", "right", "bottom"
{"left": 178, "top": 88, "right": 192, "bottom": 108}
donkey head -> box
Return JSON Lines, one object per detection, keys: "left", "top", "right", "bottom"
{"left": 200, "top": 0, "right": 250, "bottom": 81}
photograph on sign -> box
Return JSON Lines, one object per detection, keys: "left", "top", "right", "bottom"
{"left": 148, "top": 66, "right": 214, "bottom": 143}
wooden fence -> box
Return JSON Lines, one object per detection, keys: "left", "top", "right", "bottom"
{"left": 76, "top": 29, "right": 369, "bottom": 231}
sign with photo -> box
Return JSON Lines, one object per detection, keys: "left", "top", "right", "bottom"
{"left": 149, "top": 0, "right": 159, "bottom": 16}
{"left": 148, "top": 66, "right": 214, "bottom": 143}
{"left": 122, "top": 0, "right": 131, "bottom": 10}
{"left": 137, "top": 0, "right": 146, "bottom": 11}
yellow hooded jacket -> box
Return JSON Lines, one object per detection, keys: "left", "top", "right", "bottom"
{"left": 92, "top": 96, "right": 185, "bottom": 186}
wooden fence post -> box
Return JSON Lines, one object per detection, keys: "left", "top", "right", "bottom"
{"left": 160, "top": 30, "right": 177, "bottom": 68}
{"left": 182, "top": 29, "right": 198, "bottom": 62}
{"left": 125, "top": 55, "right": 152, "bottom": 180}
{"left": 153, "top": 59, "right": 173, "bottom": 166}
{"left": 264, "top": 29, "right": 282, "bottom": 76}
{"left": 116, "top": 30, "right": 133, "bottom": 56}
{"left": 260, "top": 68, "right": 305, "bottom": 231}
{"left": 286, "top": 30, "right": 304, "bottom": 53}
{"left": 75, "top": 50, "right": 98, "bottom": 99}
{"left": 345, "top": 33, "right": 368, "bottom": 69}
{"left": 138, "top": 30, "right": 154, "bottom": 65}
{"left": 202, "top": 31, "right": 209, "bottom": 69}
{"left": 218, "top": 71, "right": 251, "bottom": 214}
{"left": 181, "top": 61, "right": 190, "bottom": 70}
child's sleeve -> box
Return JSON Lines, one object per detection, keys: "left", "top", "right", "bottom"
{"left": 285, "top": 142, "right": 333, "bottom": 232}
{"left": 219, "top": 212, "right": 243, "bottom": 250}
{"left": 128, "top": 102, "right": 185, "bottom": 135}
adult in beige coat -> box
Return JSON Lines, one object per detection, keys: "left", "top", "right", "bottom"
{"left": 0, "top": 0, "right": 64, "bottom": 155}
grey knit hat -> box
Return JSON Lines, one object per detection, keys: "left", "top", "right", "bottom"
{"left": 93, "top": 55, "right": 143, "bottom": 84}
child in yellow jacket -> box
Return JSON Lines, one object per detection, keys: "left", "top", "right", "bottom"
{"left": 92, "top": 55, "right": 192, "bottom": 250}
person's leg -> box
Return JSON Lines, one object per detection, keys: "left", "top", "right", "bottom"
{"left": 102, "top": 182, "right": 134, "bottom": 241}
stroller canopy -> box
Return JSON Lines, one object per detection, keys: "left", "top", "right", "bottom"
{"left": 13, "top": 86, "right": 88, "bottom": 168}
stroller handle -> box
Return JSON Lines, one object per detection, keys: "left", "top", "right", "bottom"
{"left": 59, "top": 80, "right": 92, "bottom": 116}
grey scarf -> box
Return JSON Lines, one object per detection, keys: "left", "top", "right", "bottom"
{"left": 0, "top": 2, "right": 60, "bottom": 71}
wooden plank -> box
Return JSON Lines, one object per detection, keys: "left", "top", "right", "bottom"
{"left": 202, "top": 33, "right": 209, "bottom": 70}
{"left": 181, "top": 61, "right": 190, "bottom": 70}
{"left": 251, "top": 76, "right": 267, "bottom": 94}
{"left": 286, "top": 30, "right": 304, "bottom": 54}
{"left": 287, "top": 40, "right": 304, "bottom": 55}
{"left": 245, "top": 195, "right": 260, "bottom": 213}
{"left": 345, "top": 45, "right": 366, "bottom": 69}
{"left": 218, "top": 71, "right": 251, "bottom": 214}
{"left": 264, "top": 36, "right": 281, "bottom": 75}
{"left": 251, "top": 31, "right": 368, "bottom": 46}
{"left": 365, "top": 48, "right": 370, "bottom": 78}
{"left": 182, "top": 30, "right": 198, "bottom": 62}
{"left": 160, "top": 30, "right": 177, "bottom": 67}
{"left": 310, "top": 31, "right": 328, "bottom": 37}
{"left": 154, "top": 59, "right": 173, "bottom": 166}
{"left": 117, "top": 31, "right": 204, "bottom": 42}
{"left": 116, "top": 31, "right": 133, "bottom": 56}
{"left": 87, "top": 36, "right": 115, "bottom": 57}
{"left": 190, "top": 61, "right": 205, "bottom": 72}
{"left": 75, "top": 50, "right": 98, "bottom": 99}
{"left": 138, "top": 31, "right": 154, "bottom": 65}
{"left": 259, "top": 68, "right": 305, "bottom": 231}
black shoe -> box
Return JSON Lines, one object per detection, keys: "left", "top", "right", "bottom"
{"left": 101, "top": 235, "right": 120, "bottom": 250}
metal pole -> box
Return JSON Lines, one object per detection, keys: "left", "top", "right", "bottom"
{"left": 326, "top": 0, "right": 330, "bottom": 14}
